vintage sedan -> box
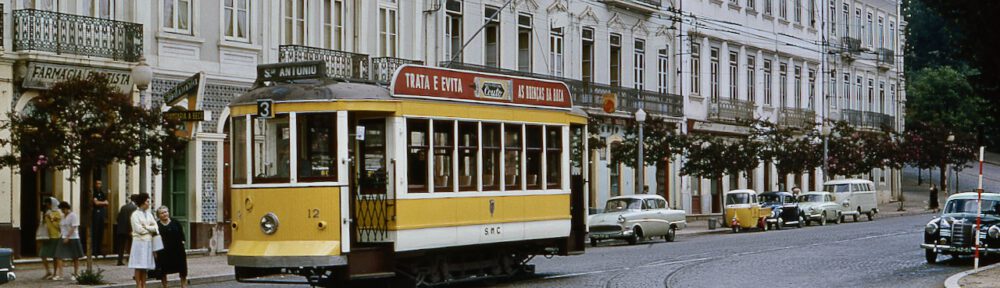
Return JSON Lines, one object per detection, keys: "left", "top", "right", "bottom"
{"left": 922, "top": 192, "right": 1000, "bottom": 264}
{"left": 797, "top": 192, "right": 843, "bottom": 226}
{"left": 724, "top": 189, "right": 772, "bottom": 233}
{"left": 0, "top": 247, "right": 13, "bottom": 284}
{"left": 589, "top": 195, "right": 687, "bottom": 245}
{"left": 760, "top": 192, "right": 804, "bottom": 230}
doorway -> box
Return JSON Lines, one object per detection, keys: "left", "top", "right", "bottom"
{"left": 349, "top": 117, "right": 390, "bottom": 246}
{"left": 162, "top": 149, "right": 189, "bottom": 248}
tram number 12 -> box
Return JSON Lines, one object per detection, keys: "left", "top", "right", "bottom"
{"left": 307, "top": 209, "right": 320, "bottom": 218}
{"left": 483, "top": 225, "right": 502, "bottom": 236}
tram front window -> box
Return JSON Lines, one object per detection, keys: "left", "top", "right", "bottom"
{"left": 232, "top": 116, "right": 247, "bottom": 184}
{"left": 407, "top": 119, "right": 429, "bottom": 193}
{"left": 253, "top": 115, "right": 290, "bottom": 182}
{"left": 433, "top": 120, "right": 455, "bottom": 192}
{"left": 504, "top": 123, "right": 523, "bottom": 191}
{"left": 297, "top": 113, "right": 337, "bottom": 181}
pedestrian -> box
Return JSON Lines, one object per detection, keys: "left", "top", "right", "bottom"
{"left": 129, "top": 193, "right": 158, "bottom": 288}
{"left": 792, "top": 187, "right": 802, "bottom": 195}
{"left": 90, "top": 180, "right": 109, "bottom": 258}
{"left": 115, "top": 196, "right": 138, "bottom": 266}
{"left": 36, "top": 197, "right": 61, "bottom": 280}
{"left": 930, "top": 184, "right": 939, "bottom": 211}
{"left": 53, "top": 201, "right": 84, "bottom": 281}
{"left": 152, "top": 206, "right": 188, "bottom": 288}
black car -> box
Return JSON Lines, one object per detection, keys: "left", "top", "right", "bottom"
{"left": 922, "top": 192, "right": 1000, "bottom": 264}
{"left": 0, "top": 248, "right": 13, "bottom": 284}
{"left": 760, "top": 192, "right": 804, "bottom": 230}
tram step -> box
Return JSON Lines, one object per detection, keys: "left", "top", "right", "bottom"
{"left": 347, "top": 245, "right": 395, "bottom": 279}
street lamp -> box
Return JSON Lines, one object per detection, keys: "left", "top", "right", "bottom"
{"left": 946, "top": 132, "right": 955, "bottom": 194}
{"left": 822, "top": 124, "right": 830, "bottom": 181}
{"left": 635, "top": 109, "right": 647, "bottom": 194}
{"left": 131, "top": 58, "right": 153, "bottom": 195}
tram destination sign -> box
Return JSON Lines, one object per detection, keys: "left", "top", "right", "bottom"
{"left": 257, "top": 61, "right": 327, "bottom": 82}
{"left": 391, "top": 65, "right": 572, "bottom": 109}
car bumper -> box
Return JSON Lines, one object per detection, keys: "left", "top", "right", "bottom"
{"left": 589, "top": 229, "right": 635, "bottom": 240}
{"left": 921, "top": 243, "right": 1000, "bottom": 254}
{"left": 0, "top": 268, "right": 13, "bottom": 283}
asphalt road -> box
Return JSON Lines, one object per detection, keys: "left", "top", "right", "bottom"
{"left": 201, "top": 213, "right": 995, "bottom": 288}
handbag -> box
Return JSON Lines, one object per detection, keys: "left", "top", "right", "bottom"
{"left": 152, "top": 235, "right": 165, "bottom": 252}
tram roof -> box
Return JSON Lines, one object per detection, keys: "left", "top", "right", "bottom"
{"left": 232, "top": 80, "right": 393, "bottom": 105}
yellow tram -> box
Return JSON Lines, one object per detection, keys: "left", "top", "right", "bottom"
{"left": 226, "top": 62, "right": 589, "bottom": 286}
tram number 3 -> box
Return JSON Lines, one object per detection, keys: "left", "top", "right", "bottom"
{"left": 307, "top": 208, "right": 320, "bottom": 218}
{"left": 483, "top": 225, "right": 502, "bottom": 236}
{"left": 257, "top": 99, "right": 274, "bottom": 118}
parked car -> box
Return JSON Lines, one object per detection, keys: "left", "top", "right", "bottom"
{"left": 724, "top": 189, "right": 771, "bottom": 233}
{"left": 797, "top": 192, "right": 843, "bottom": 226}
{"left": 0, "top": 247, "right": 14, "bottom": 284}
{"left": 589, "top": 195, "right": 687, "bottom": 245}
{"left": 760, "top": 192, "right": 804, "bottom": 230}
{"left": 824, "top": 179, "right": 879, "bottom": 222}
{"left": 922, "top": 192, "right": 1000, "bottom": 264}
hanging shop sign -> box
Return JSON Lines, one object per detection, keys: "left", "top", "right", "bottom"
{"left": 391, "top": 65, "right": 572, "bottom": 109}
{"left": 22, "top": 62, "right": 133, "bottom": 93}
{"left": 163, "top": 110, "right": 208, "bottom": 122}
{"left": 163, "top": 72, "right": 203, "bottom": 104}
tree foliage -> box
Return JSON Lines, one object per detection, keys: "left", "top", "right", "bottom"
{"left": 906, "top": 66, "right": 990, "bottom": 132}
{"left": 606, "top": 117, "right": 683, "bottom": 169}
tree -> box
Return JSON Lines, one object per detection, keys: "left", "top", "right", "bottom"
{"left": 607, "top": 117, "right": 683, "bottom": 169}
{"left": 906, "top": 66, "right": 990, "bottom": 132}
{"left": 0, "top": 75, "right": 185, "bottom": 269}
{"left": 678, "top": 132, "right": 761, "bottom": 197}
{"left": 755, "top": 121, "right": 824, "bottom": 191}
{"left": 902, "top": 122, "right": 977, "bottom": 209}
{"left": 825, "top": 121, "right": 866, "bottom": 178}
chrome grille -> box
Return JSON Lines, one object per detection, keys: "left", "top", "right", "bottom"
{"left": 951, "top": 222, "right": 974, "bottom": 247}
{"left": 590, "top": 225, "right": 623, "bottom": 233}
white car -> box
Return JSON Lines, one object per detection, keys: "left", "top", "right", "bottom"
{"left": 824, "top": 179, "right": 879, "bottom": 222}
{"left": 588, "top": 195, "right": 687, "bottom": 245}
{"left": 797, "top": 191, "right": 843, "bottom": 226}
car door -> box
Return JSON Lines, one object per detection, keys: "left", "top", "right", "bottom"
{"left": 643, "top": 199, "right": 666, "bottom": 236}
{"left": 824, "top": 195, "right": 837, "bottom": 220}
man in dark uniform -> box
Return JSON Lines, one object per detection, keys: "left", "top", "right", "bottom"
{"left": 115, "top": 196, "right": 137, "bottom": 266}
{"left": 91, "top": 180, "right": 109, "bottom": 257}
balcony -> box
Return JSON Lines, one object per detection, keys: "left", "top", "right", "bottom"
{"left": 371, "top": 57, "right": 423, "bottom": 84}
{"left": 12, "top": 9, "right": 143, "bottom": 62}
{"left": 842, "top": 109, "right": 895, "bottom": 131}
{"left": 440, "top": 61, "right": 683, "bottom": 117}
{"left": 602, "top": 0, "right": 662, "bottom": 14}
{"left": 279, "top": 45, "right": 369, "bottom": 80}
{"left": 840, "top": 36, "right": 861, "bottom": 60}
{"left": 709, "top": 98, "right": 755, "bottom": 124}
{"left": 778, "top": 107, "right": 817, "bottom": 129}
{"left": 877, "top": 48, "right": 895, "bottom": 70}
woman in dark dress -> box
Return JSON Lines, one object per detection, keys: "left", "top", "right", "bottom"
{"left": 153, "top": 206, "right": 188, "bottom": 288}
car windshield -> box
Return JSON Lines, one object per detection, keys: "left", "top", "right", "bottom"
{"left": 824, "top": 184, "right": 850, "bottom": 193}
{"left": 800, "top": 194, "right": 825, "bottom": 203}
{"left": 943, "top": 199, "right": 1000, "bottom": 215}
{"left": 760, "top": 195, "right": 782, "bottom": 204}
{"left": 726, "top": 193, "right": 751, "bottom": 205}
{"left": 605, "top": 199, "right": 642, "bottom": 212}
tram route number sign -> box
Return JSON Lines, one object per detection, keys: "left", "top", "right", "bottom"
{"left": 257, "top": 99, "right": 274, "bottom": 118}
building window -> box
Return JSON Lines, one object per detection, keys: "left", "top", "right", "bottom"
{"left": 517, "top": 13, "right": 533, "bottom": 72}
{"left": 550, "top": 27, "right": 564, "bottom": 77}
{"left": 610, "top": 33, "right": 622, "bottom": 87}
{"left": 866, "top": 12, "right": 874, "bottom": 47}
{"left": 525, "top": 125, "right": 543, "bottom": 189}
{"left": 710, "top": 47, "right": 719, "bottom": 102}
{"left": 729, "top": 52, "right": 738, "bottom": 100}
{"left": 809, "top": 0, "right": 816, "bottom": 27}
{"left": 829, "top": 0, "right": 836, "bottom": 35}
{"left": 691, "top": 42, "right": 701, "bottom": 94}
{"left": 855, "top": 8, "right": 862, "bottom": 39}
{"left": 634, "top": 39, "right": 646, "bottom": 91}
{"left": 457, "top": 122, "right": 477, "bottom": 191}
{"left": 407, "top": 119, "right": 430, "bottom": 192}
{"left": 843, "top": 3, "right": 850, "bottom": 38}
{"left": 779, "top": 0, "right": 787, "bottom": 19}
{"left": 379, "top": 5, "right": 398, "bottom": 57}
{"left": 164, "top": 0, "right": 193, "bottom": 34}
{"left": 484, "top": 6, "right": 501, "bottom": 67}
{"left": 23, "top": 0, "right": 58, "bottom": 10}
{"left": 252, "top": 115, "right": 291, "bottom": 183}
{"left": 504, "top": 123, "right": 523, "bottom": 191}
{"left": 546, "top": 126, "right": 562, "bottom": 189}
{"left": 867, "top": 78, "right": 874, "bottom": 112}
{"left": 878, "top": 81, "right": 885, "bottom": 113}
{"left": 582, "top": 27, "right": 595, "bottom": 83}
{"left": 765, "top": 0, "right": 773, "bottom": 15}
{"left": 297, "top": 113, "right": 338, "bottom": 182}
{"left": 889, "top": 21, "right": 896, "bottom": 50}
{"left": 748, "top": 0, "right": 756, "bottom": 11}
{"left": 877, "top": 16, "right": 884, "bottom": 49}
{"left": 482, "top": 123, "right": 501, "bottom": 191}
{"left": 779, "top": 62, "right": 787, "bottom": 108}
{"left": 889, "top": 84, "right": 896, "bottom": 115}
{"left": 763, "top": 60, "right": 772, "bottom": 106}
{"left": 658, "top": 48, "right": 670, "bottom": 94}
{"left": 808, "top": 69, "right": 816, "bottom": 110}
{"left": 445, "top": 0, "right": 463, "bottom": 61}
{"left": 794, "top": 0, "right": 802, "bottom": 23}
{"left": 322, "top": 0, "right": 344, "bottom": 49}
{"left": 855, "top": 76, "right": 863, "bottom": 110}
{"left": 224, "top": 0, "right": 250, "bottom": 42}
{"left": 794, "top": 65, "right": 802, "bottom": 108}
{"left": 747, "top": 55, "right": 756, "bottom": 103}
{"left": 433, "top": 120, "right": 455, "bottom": 192}
{"left": 86, "top": 0, "right": 114, "bottom": 19}
{"left": 232, "top": 116, "right": 247, "bottom": 185}
{"left": 830, "top": 72, "right": 838, "bottom": 109}
{"left": 842, "top": 73, "right": 851, "bottom": 109}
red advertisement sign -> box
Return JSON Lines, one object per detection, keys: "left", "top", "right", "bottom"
{"left": 391, "top": 65, "right": 572, "bottom": 109}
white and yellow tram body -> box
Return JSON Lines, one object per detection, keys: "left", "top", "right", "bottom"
{"left": 227, "top": 63, "right": 589, "bottom": 286}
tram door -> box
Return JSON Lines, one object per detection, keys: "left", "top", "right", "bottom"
{"left": 349, "top": 117, "right": 391, "bottom": 246}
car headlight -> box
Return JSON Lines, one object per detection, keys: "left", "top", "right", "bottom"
{"left": 771, "top": 209, "right": 779, "bottom": 218}
{"left": 260, "top": 212, "right": 280, "bottom": 235}
{"left": 841, "top": 200, "right": 849, "bottom": 207}
{"left": 989, "top": 225, "right": 1000, "bottom": 239}
{"left": 618, "top": 215, "right": 626, "bottom": 223}
{"left": 925, "top": 222, "right": 938, "bottom": 235}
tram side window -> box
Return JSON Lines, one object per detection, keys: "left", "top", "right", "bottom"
{"left": 407, "top": 119, "right": 429, "bottom": 193}
{"left": 546, "top": 126, "right": 562, "bottom": 189}
{"left": 253, "top": 115, "right": 291, "bottom": 183}
{"left": 482, "top": 123, "right": 501, "bottom": 191}
{"left": 433, "top": 120, "right": 455, "bottom": 192}
{"left": 525, "top": 125, "right": 543, "bottom": 190}
{"left": 232, "top": 116, "right": 247, "bottom": 184}
{"left": 297, "top": 113, "right": 337, "bottom": 182}
{"left": 458, "top": 122, "right": 478, "bottom": 191}
{"left": 504, "top": 123, "right": 523, "bottom": 191}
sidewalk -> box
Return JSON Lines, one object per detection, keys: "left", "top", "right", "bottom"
{"left": 7, "top": 254, "right": 232, "bottom": 288}
{"left": 946, "top": 262, "right": 1000, "bottom": 288}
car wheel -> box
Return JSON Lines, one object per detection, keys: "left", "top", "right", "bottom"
{"left": 834, "top": 212, "right": 842, "bottom": 224}
{"left": 797, "top": 215, "right": 804, "bottom": 228}
{"left": 760, "top": 219, "right": 769, "bottom": 231}
{"left": 627, "top": 228, "right": 641, "bottom": 245}
{"left": 666, "top": 227, "right": 676, "bottom": 242}
{"left": 867, "top": 210, "right": 875, "bottom": 221}
{"left": 820, "top": 212, "right": 827, "bottom": 226}
{"left": 925, "top": 249, "right": 937, "bottom": 264}
{"left": 590, "top": 238, "right": 598, "bottom": 247}
{"left": 776, "top": 218, "right": 784, "bottom": 230}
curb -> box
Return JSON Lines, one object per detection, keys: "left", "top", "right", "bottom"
{"left": 95, "top": 273, "right": 234, "bottom": 288}
{"left": 944, "top": 261, "right": 1000, "bottom": 288}
{"left": 13, "top": 249, "right": 226, "bottom": 265}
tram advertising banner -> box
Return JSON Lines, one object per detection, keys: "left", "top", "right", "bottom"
{"left": 391, "top": 65, "right": 572, "bottom": 109}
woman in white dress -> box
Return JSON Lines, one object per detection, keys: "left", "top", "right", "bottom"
{"left": 128, "top": 193, "right": 158, "bottom": 288}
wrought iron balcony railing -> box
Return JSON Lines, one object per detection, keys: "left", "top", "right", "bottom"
{"left": 878, "top": 48, "right": 895, "bottom": 66}
{"left": 371, "top": 56, "right": 423, "bottom": 84}
{"left": 279, "top": 45, "right": 369, "bottom": 80}
{"left": 778, "top": 107, "right": 816, "bottom": 128}
{"left": 12, "top": 9, "right": 143, "bottom": 62}
{"left": 709, "top": 98, "right": 755, "bottom": 123}
{"left": 840, "top": 36, "right": 861, "bottom": 54}
{"left": 842, "top": 109, "right": 894, "bottom": 131}
{"left": 842, "top": 109, "right": 864, "bottom": 127}
{"left": 439, "top": 61, "right": 683, "bottom": 117}
{"left": 602, "top": 0, "right": 662, "bottom": 13}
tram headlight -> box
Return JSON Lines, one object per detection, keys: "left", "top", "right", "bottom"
{"left": 260, "top": 212, "right": 280, "bottom": 235}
